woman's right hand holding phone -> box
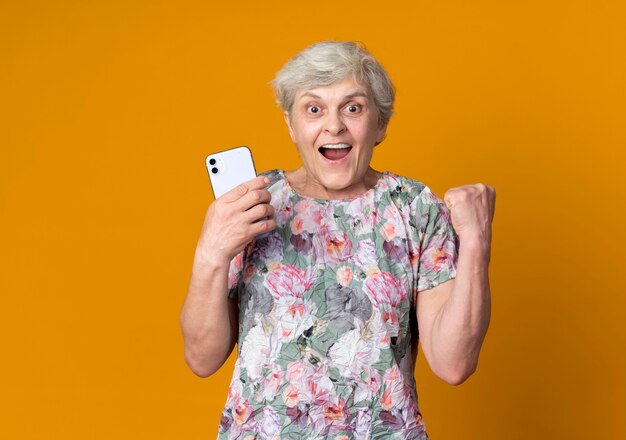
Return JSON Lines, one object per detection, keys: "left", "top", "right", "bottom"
{"left": 182, "top": 178, "right": 274, "bottom": 377}
{"left": 195, "top": 175, "right": 276, "bottom": 270}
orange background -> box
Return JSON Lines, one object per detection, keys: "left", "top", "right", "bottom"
{"left": 1, "top": 1, "right": 625, "bottom": 438}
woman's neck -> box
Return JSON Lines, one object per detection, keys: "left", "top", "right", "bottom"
{"left": 284, "top": 166, "right": 381, "bottom": 200}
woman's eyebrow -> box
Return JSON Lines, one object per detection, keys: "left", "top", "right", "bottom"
{"left": 300, "top": 91, "right": 322, "bottom": 99}
{"left": 298, "top": 90, "right": 369, "bottom": 101}
{"left": 344, "top": 91, "right": 369, "bottom": 100}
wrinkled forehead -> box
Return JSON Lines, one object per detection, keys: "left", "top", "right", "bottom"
{"left": 293, "top": 77, "right": 372, "bottom": 103}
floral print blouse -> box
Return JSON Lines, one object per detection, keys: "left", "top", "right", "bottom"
{"left": 218, "top": 169, "right": 459, "bottom": 440}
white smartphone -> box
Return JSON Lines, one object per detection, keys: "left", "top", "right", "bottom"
{"left": 206, "top": 146, "right": 258, "bottom": 199}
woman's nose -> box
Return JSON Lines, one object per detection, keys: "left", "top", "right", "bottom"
{"left": 323, "top": 110, "right": 346, "bottom": 136}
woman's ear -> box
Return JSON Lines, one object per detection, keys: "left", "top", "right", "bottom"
{"left": 375, "top": 123, "right": 388, "bottom": 145}
{"left": 283, "top": 111, "right": 295, "bottom": 142}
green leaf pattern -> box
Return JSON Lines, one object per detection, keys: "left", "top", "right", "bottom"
{"left": 218, "top": 170, "right": 458, "bottom": 439}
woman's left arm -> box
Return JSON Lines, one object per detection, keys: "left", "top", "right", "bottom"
{"left": 416, "top": 183, "right": 496, "bottom": 385}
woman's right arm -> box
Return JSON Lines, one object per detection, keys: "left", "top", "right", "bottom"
{"left": 179, "top": 176, "right": 275, "bottom": 378}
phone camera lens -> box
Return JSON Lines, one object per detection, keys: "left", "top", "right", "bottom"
{"left": 211, "top": 167, "right": 219, "bottom": 174}
{"left": 209, "top": 158, "right": 216, "bottom": 165}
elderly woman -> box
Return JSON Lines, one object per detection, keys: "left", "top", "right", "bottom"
{"left": 180, "top": 41, "right": 495, "bottom": 439}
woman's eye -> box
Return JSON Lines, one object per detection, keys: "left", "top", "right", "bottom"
{"left": 346, "top": 104, "right": 361, "bottom": 113}
{"left": 307, "top": 106, "right": 321, "bottom": 114}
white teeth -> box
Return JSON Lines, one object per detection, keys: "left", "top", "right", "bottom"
{"left": 320, "top": 143, "right": 351, "bottom": 149}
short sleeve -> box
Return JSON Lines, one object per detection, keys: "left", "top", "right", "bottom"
{"left": 227, "top": 251, "right": 245, "bottom": 299}
{"left": 415, "top": 187, "right": 459, "bottom": 293}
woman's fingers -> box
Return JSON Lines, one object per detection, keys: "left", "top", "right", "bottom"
{"left": 244, "top": 202, "right": 275, "bottom": 224}
{"left": 216, "top": 175, "right": 271, "bottom": 213}
{"left": 198, "top": 175, "right": 276, "bottom": 263}
{"left": 236, "top": 189, "right": 272, "bottom": 212}
{"left": 443, "top": 183, "right": 496, "bottom": 241}
{"left": 253, "top": 216, "right": 277, "bottom": 235}
{"left": 220, "top": 176, "right": 269, "bottom": 203}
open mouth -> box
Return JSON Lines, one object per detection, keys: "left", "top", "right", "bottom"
{"left": 319, "top": 143, "right": 352, "bottom": 161}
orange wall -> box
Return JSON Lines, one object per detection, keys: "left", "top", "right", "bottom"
{"left": 1, "top": 1, "right": 625, "bottom": 438}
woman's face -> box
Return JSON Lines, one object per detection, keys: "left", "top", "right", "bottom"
{"left": 284, "top": 76, "right": 387, "bottom": 199}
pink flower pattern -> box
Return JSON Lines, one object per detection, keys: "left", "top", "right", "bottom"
{"left": 219, "top": 170, "right": 458, "bottom": 439}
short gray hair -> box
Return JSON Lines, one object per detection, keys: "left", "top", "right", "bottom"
{"left": 271, "top": 41, "right": 395, "bottom": 127}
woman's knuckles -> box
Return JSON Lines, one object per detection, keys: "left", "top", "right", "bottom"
{"left": 265, "top": 218, "right": 277, "bottom": 232}
{"left": 445, "top": 183, "right": 495, "bottom": 206}
{"left": 260, "top": 204, "right": 272, "bottom": 216}
{"left": 246, "top": 189, "right": 270, "bottom": 206}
